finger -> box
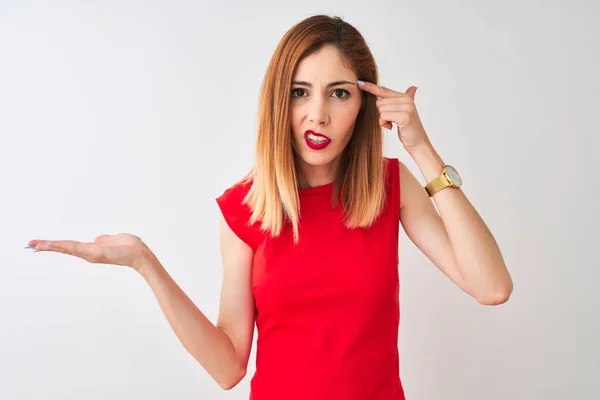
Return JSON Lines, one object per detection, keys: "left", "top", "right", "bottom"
{"left": 380, "top": 111, "right": 410, "bottom": 129}
{"left": 378, "top": 116, "right": 393, "bottom": 130}
{"left": 37, "top": 240, "right": 83, "bottom": 254}
{"left": 46, "top": 240, "right": 106, "bottom": 262}
{"left": 26, "top": 240, "right": 48, "bottom": 247}
{"left": 25, "top": 240, "right": 54, "bottom": 251}
{"left": 357, "top": 81, "right": 402, "bottom": 98}
{"left": 377, "top": 103, "right": 415, "bottom": 113}
{"left": 405, "top": 86, "right": 418, "bottom": 99}
{"left": 376, "top": 96, "right": 412, "bottom": 107}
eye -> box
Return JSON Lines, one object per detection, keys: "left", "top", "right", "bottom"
{"left": 291, "top": 88, "right": 351, "bottom": 99}
{"left": 291, "top": 88, "right": 306, "bottom": 98}
{"left": 332, "top": 89, "right": 350, "bottom": 99}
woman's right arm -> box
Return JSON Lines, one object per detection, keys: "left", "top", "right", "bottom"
{"left": 136, "top": 214, "right": 256, "bottom": 390}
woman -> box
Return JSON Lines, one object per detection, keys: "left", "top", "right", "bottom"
{"left": 26, "top": 15, "right": 513, "bottom": 399}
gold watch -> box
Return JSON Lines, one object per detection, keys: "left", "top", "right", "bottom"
{"left": 424, "top": 164, "right": 462, "bottom": 197}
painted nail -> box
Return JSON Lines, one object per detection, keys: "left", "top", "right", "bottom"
{"left": 356, "top": 80, "right": 365, "bottom": 86}
{"left": 24, "top": 246, "right": 35, "bottom": 249}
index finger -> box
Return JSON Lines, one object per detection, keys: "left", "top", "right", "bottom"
{"left": 357, "top": 81, "right": 401, "bottom": 98}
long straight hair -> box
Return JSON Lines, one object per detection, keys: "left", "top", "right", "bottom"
{"left": 242, "top": 15, "right": 387, "bottom": 244}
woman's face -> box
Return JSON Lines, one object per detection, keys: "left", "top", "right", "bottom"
{"left": 290, "top": 45, "right": 362, "bottom": 174}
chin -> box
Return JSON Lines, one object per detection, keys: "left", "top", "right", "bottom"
{"left": 296, "top": 149, "right": 340, "bottom": 167}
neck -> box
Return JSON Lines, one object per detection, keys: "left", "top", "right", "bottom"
{"left": 296, "top": 157, "right": 341, "bottom": 189}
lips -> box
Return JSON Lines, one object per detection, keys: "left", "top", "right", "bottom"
{"left": 304, "top": 130, "right": 331, "bottom": 150}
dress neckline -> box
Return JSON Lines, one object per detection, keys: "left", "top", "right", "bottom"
{"left": 297, "top": 181, "right": 335, "bottom": 196}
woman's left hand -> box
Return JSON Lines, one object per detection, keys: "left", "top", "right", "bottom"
{"left": 357, "top": 81, "right": 430, "bottom": 154}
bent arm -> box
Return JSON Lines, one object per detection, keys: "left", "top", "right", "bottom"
{"left": 136, "top": 215, "right": 255, "bottom": 390}
{"left": 399, "top": 145, "right": 513, "bottom": 305}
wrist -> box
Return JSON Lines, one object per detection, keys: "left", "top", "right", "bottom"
{"left": 132, "top": 244, "right": 160, "bottom": 276}
{"left": 410, "top": 142, "right": 445, "bottom": 183}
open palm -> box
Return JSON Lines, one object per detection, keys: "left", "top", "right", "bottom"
{"left": 26, "top": 233, "right": 148, "bottom": 269}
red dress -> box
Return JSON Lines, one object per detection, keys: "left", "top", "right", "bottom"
{"left": 215, "top": 157, "right": 405, "bottom": 399}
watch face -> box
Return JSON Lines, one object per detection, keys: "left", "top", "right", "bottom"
{"left": 445, "top": 165, "right": 462, "bottom": 186}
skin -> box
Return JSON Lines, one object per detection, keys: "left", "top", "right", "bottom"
{"left": 289, "top": 45, "right": 362, "bottom": 188}
{"left": 356, "top": 80, "right": 513, "bottom": 306}
{"left": 25, "top": 43, "right": 513, "bottom": 390}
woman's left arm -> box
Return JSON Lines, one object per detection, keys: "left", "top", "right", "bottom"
{"left": 358, "top": 80, "right": 513, "bottom": 305}
{"left": 399, "top": 145, "right": 513, "bottom": 305}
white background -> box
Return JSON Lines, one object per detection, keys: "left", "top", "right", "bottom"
{"left": 1, "top": 0, "right": 598, "bottom": 399}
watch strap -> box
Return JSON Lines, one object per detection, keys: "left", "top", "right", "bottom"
{"left": 424, "top": 174, "right": 450, "bottom": 197}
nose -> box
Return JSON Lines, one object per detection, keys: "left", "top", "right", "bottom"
{"left": 307, "top": 98, "right": 329, "bottom": 126}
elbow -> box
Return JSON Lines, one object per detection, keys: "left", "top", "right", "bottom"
{"left": 475, "top": 281, "right": 513, "bottom": 306}
{"left": 217, "top": 366, "right": 247, "bottom": 391}
{"left": 477, "top": 291, "right": 510, "bottom": 306}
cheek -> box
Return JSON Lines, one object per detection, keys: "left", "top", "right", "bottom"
{"left": 289, "top": 99, "right": 361, "bottom": 136}
{"left": 334, "top": 102, "right": 361, "bottom": 132}
{"left": 290, "top": 106, "right": 303, "bottom": 136}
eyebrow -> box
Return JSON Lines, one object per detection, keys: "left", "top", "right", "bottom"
{"left": 291, "top": 80, "right": 355, "bottom": 88}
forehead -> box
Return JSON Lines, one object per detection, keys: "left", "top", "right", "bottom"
{"left": 293, "top": 45, "right": 356, "bottom": 82}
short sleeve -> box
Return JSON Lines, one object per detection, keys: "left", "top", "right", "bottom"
{"left": 215, "top": 181, "right": 261, "bottom": 251}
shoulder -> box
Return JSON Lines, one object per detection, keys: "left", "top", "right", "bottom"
{"left": 216, "top": 176, "right": 253, "bottom": 205}
{"left": 383, "top": 156, "right": 401, "bottom": 186}
{"left": 383, "top": 156, "right": 409, "bottom": 171}
{"left": 215, "top": 174, "right": 254, "bottom": 222}
{"left": 383, "top": 156, "right": 398, "bottom": 170}
{"left": 383, "top": 156, "right": 411, "bottom": 183}
{"left": 383, "top": 156, "right": 418, "bottom": 212}
{"left": 215, "top": 176, "right": 261, "bottom": 251}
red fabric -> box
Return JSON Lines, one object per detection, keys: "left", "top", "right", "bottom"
{"left": 215, "top": 157, "right": 405, "bottom": 399}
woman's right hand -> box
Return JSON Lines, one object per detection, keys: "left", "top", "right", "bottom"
{"left": 26, "top": 233, "right": 152, "bottom": 272}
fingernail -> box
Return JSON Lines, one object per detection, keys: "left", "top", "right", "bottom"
{"left": 24, "top": 246, "right": 35, "bottom": 249}
{"left": 356, "top": 80, "right": 365, "bottom": 86}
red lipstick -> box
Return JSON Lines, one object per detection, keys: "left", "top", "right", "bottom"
{"left": 304, "top": 130, "right": 331, "bottom": 150}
